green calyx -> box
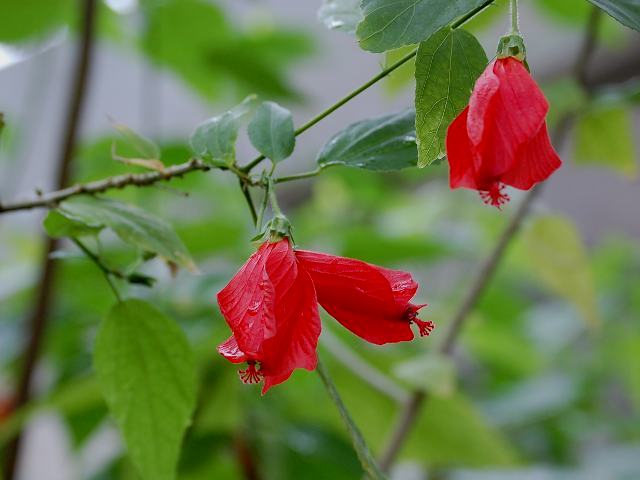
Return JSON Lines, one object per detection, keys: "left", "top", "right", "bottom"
{"left": 268, "top": 214, "right": 292, "bottom": 241}
{"left": 497, "top": 34, "right": 526, "bottom": 62}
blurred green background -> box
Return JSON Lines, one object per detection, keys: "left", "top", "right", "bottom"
{"left": 0, "top": 0, "right": 639, "bottom": 479}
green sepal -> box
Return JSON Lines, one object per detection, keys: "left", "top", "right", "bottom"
{"left": 496, "top": 34, "right": 526, "bottom": 61}
{"left": 268, "top": 214, "right": 292, "bottom": 241}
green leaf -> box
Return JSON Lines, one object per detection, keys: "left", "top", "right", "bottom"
{"left": 356, "top": 0, "right": 489, "bottom": 53}
{"left": 522, "top": 215, "right": 600, "bottom": 328}
{"left": 587, "top": 0, "right": 640, "bottom": 32}
{"left": 111, "top": 120, "right": 160, "bottom": 161}
{"left": 574, "top": 104, "right": 637, "bottom": 178}
{"left": 318, "top": 0, "right": 363, "bottom": 34}
{"left": 43, "top": 210, "right": 103, "bottom": 239}
{"left": 142, "top": 0, "right": 311, "bottom": 100}
{"left": 0, "top": 0, "right": 72, "bottom": 43}
{"left": 190, "top": 95, "right": 257, "bottom": 166}
{"left": 414, "top": 28, "right": 487, "bottom": 167}
{"left": 94, "top": 299, "right": 197, "bottom": 480}
{"left": 59, "top": 196, "right": 196, "bottom": 271}
{"left": 247, "top": 101, "right": 296, "bottom": 163}
{"left": 316, "top": 109, "right": 417, "bottom": 171}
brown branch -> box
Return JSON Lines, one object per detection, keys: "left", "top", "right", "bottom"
{"left": 379, "top": 115, "right": 574, "bottom": 473}
{"left": 0, "top": 158, "right": 211, "bottom": 214}
{"left": 377, "top": 7, "right": 603, "bottom": 471}
{"left": 574, "top": 7, "right": 603, "bottom": 91}
{"left": 3, "top": 1, "right": 98, "bottom": 477}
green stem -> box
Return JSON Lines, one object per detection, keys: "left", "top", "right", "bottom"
{"left": 267, "top": 179, "right": 283, "bottom": 216}
{"left": 274, "top": 169, "right": 320, "bottom": 183}
{"left": 255, "top": 183, "right": 270, "bottom": 231}
{"left": 453, "top": 0, "right": 496, "bottom": 28}
{"left": 274, "top": 162, "right": 342, "bottom": 184}
{"left": 510, "top": 0, "right": 520, "bottom": 34}
{"left": 240, "top": 49, "right": 416, "bottom": 174}
{"left": 238, "top": 179, "right": 258, "bottom": 225}
{"left": 316, "top": 358, "right": 387, "bottom": 480}
{"left": 72, "top": 238, "right": 122, "bottom": 302}
{"left": 240, "top": 0, "right": 495, "bottom": 175}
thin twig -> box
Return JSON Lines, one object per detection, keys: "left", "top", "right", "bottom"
{"left": 316, "top": 358, "right": 387, "bottom": 480}
{"left": 377, "top": 8, "right": 602, "bottom": 470}
{"left": 0, "top": 159, "right": 210, "bottom": 214}
{"left": 378, "top": 184, "right": 541, "bottom": 472}
{"left": 238, "top": 178, "right": 258, "bottom": 225}
{"left": 321, "top": 329, "right": 409, "bottom": 404}
{"left": 575, "top": 7, "right": 603, "bottom": 90}
{"left": 72, "top": 239, "right": 122, "bottom": 301}
{"left": 3, "top": 1, "right": 98, "bottom": 477}
{"left": 0, "top": 1, "right": 501, "bottom": 215}
{"left": 240, "top": 0, "right": 496, "bottom": 175}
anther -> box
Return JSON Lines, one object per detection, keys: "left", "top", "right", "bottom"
{"left": 479, "top": 183, "right": 510, "bottom": 209}
{"left": 238, "top": 361, "right": 263, "bottom": 384}
{"left": 414, "top": 319, "right": 435, "bottom": 337}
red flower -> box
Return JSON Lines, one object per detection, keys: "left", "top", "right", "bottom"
{"left": 217, "top": 238, "right": 432, "bottom": 393}
{"left": 446, "top": 57, "right": 561, "bottom": 208}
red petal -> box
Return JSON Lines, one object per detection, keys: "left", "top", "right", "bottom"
{"left": 260, "top": 263, "right": 320, "bottom": 394}
{"left": 447, "top": 107, "right": 479, "bottom": 190}
{"left": 217, "top": 335, "right": 247, "bottom": 364}
{"left": 218, "top": 239, "right": 322, "bottom": 394}
{"left": 467, "top": 61, "right": 500, "bottom": 149}
{"left": 377, "top": 268, "right": 418, "bottom": 308}
{"left": 470, "top": 58, "right": 550, "bottom": 183}
{"left": 501, "top": 122, "right": 561, "bottom": 190}
{"left": 217, "top": 241, "right": 281, "bottom": 357}
{"left": 295, "top": 250, "right": 416, "bottom": 345}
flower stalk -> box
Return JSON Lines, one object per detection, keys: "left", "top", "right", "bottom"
{"left": 510, "top": 0, "right": 520, "bottom": 34}
{"left": 316, "top": 359, "right": 387, "bottom": 480}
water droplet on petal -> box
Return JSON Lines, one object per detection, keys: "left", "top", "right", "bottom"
{"left": 247, "top": 300, "right": 261, "bottom": 315}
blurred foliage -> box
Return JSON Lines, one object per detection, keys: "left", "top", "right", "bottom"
{"left": 1, "top": 1, "right": 640, "bottom": 480}
{"left": 141, "top": 0, "right": 312, "bottom": 101}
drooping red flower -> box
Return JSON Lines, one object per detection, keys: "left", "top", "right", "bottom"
{"left": 216, "top": 238, "right": 432, "bottom": 393}
{"left": 446, "top": 57, "right": 561, "bottom": 208}
{"left": 217, "top": 239, "right": 320, "bottom": 394}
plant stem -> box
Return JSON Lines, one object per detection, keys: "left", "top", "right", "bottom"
{"left": 274, "top": 168, "right": 321, "bottom": 183}
{"left": 267, "top": 179, "right": 284, "bottom": 216}
{"left": 241, "top": 48, "right": 415, "bottom": 173}
{"left": 255, "top": 184, "right": 270, "bottom": 232}
{"left": 238, "top": 179, "right": 258, "bottom": 225}
{"left": 0, "top": 0, "right": 500, "bottom": 216}
{"left": 575, "top": 6, "right": 602, "bottom": 90}
{"left": 377, "top": 7, "right": 603, "bottom": 469}
{"left": 3, "top": 1, "right": 98, "bottom": 477}
{"left": 241, "top": 0, "right": 496, "bottom": 175}
{"left": 316, "top": 358, "right": 387, "bottom": 480}
{"left": 321, "top": 329, "right": 408, "bottom": 404}
{"left": 510, "top": 0, "right": 520, "bottom": 34}
{"left": 72, "top": 239, "right": 122, "bottom": 302}
{"left": 452, "top": 0, "right": 496, "bottom": 29}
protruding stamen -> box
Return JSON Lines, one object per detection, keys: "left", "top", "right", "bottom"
{"left": 414, "top": 319, "right": 435, "bottom": 337}
{"left": 238, "top": 361, "right": 263, "bottom": 384}
{"left": 479, "top": 183, "right": 510, "bottom": 209}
